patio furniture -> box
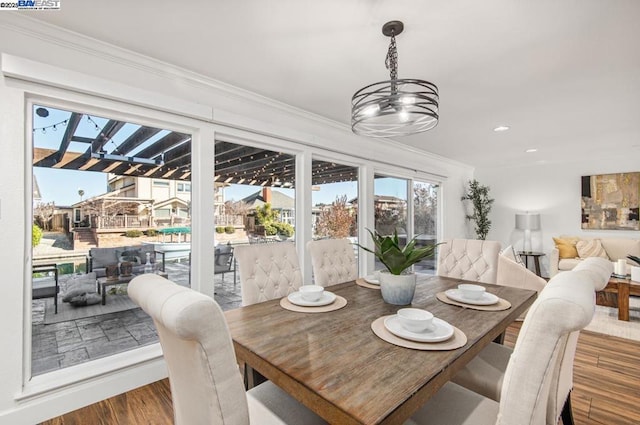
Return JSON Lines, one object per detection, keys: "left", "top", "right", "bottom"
{"left": 97, "top": 271, "right": 168, "bottom": 305}
{"left": 234, "top": 242, "right": 302, "bottom": 306}
{"left": 451, "top": 257, "right": 611, "bottom": 425}
{"left": 32, "top": 263, "right": 59, "bottom": 314}
{"left": 437, "top": 239, "right": 501, "bottom": 284}
{"left": 127, "top": 274, "right": 326, "bottom": 425}
{"left": 86, "top": 245, "right": 166, "bottom": 278}
{"left": 408, "top": 264, "right": 596, "bottom": 425}
{"left": 307, "top": 238, "right": 357, "bottom": 287}
{"left": 214, "top": 244, "right": 236, "bottom": 286}
{"left": 224, "top": 277, "right": 537, "bottom": 424}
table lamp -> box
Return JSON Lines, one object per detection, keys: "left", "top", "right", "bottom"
{"left": 516, "top": 213, "right": 540, "bottom": 253}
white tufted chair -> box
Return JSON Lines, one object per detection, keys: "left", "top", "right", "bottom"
{"left": 234, "top": 242, "right": 303, "bottom": 306}
{"left": 437, "top": 239, "right": 501, "bottom": 284}
{"left": 307, "top": 239, "right": 357, "bottom": 287}
{"left": 128, "top": 274, "right": 326, "bottom": 425}
{"left": 408, "top": 259, "right": 597, "bottom": 425}
{"left": 449, "top": 257, "right": 612, "bottom": 425}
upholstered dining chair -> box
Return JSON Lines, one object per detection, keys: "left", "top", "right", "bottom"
{"left": 407, "top": 262, "right": 597, "bottom": 425}
{"left": 449, "top": 257, "right": 612, "bottom": 425}
{"left": 437, "top": 239, "right": 501, "bottom": 284}
{"left": 234, "top": 242, "right": 303, "bottom": 306}
{"left": 496, "top": 253, "right": 547, "bottom": 320}
{"left": 307, "top": 238, "right": 357, "bottom": 287}
{"left": 128, "top": 274, "right": 326, "bottom": 425}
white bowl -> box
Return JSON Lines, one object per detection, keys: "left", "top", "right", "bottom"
{"left": 299, "top": 285, "right": 324, "bottom": 302}
{"left": 397, "top": 308, "right": 434, "bottom": 333}
{"left": 458, "top": 283, "right": 486, "bottom": 300}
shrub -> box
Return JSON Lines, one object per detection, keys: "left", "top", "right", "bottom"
{"left": 125, "top": 229, "right": 143, "bottom": 238}
{"left": 224, "top": 226, "right": 235, "bottom": 234}
{"left": 263, "top": 224, "right": 278, "bottom": 236}
{"left": 274, "top": 222, "right": 294, "bottom": 237}
{"left": 32, "top": 224, "right": 43, "bottom": 247}
{"left": 215, "top": 226, "right": 225, "bottom": 233}
{"left": 146, "top": 229, "right": 159, "bottom": 236}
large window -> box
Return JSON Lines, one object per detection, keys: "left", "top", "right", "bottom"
{"left": 31, "top": 104, "right": 192, "bottom": 376}
{"left": 372, "top": 175, "right": 439, "bottom": 274}
{"left": 213, "top": 140, "right": 296, "bottom": 306}
{"left": 311, "top": 159, "right": 359, "bottom": 279}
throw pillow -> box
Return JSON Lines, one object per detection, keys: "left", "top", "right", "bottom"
{"left": 553, "top": 237, "right": 579, "bottom": 259}
{"left": 62, "top": 283, "right": 97, "bottom": 302}
{"left": 576, "top": 239, "right": 609, "bottom": 259}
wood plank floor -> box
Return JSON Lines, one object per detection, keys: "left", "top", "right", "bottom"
{"left": 41, "top": 324, "right": 640, "bottom": 425}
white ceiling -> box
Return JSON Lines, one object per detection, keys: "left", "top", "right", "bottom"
{"left": 26, "top": 0, "right": 640, "bottom": 168}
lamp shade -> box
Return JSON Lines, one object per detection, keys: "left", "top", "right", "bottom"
{"left": 515, "top": 213, "right": 541, "bottom": 231}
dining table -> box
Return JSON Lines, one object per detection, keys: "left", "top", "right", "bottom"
{"left": 224, "top": 276, "right": 537, "bottom": 425}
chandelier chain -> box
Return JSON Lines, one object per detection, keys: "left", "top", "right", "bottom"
{"left": 385, "top": 32, "right": 398, "bottom": 80}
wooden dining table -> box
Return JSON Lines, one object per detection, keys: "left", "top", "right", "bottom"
{"left": 224, "top": 276, "right": 537, "bottom": 425}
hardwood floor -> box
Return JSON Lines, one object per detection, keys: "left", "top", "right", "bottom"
{"left": 41, "top": 324, "right": 640, "bottom": 425}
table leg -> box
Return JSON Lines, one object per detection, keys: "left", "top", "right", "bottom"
{"left": 618, "top": 280, "right": 630, "bottom": 321}
{"left": 534, "top": 257, "right": 541, "bottom": 277}
{"left": 101, "top": 282, "right": 107, "bottom": 305}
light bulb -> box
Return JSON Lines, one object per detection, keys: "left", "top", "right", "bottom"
{"left": 398, "top": 109, "right": 410, "bottom": 122}
{"left": 362, "top": 103, "right": 381, "bottom": 117}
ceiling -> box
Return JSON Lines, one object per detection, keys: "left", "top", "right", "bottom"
{"left": 26, "top": 0, "right": 640, "bottom": 168}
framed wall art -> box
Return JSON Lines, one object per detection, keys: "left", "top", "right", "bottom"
{"left": 581, "top": 172, "right": 640, "bottom": 230}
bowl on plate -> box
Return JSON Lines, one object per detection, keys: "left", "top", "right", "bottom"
{"left": 299, "top": 285, "right": 324, "bottom": 302}
{"left": 396, "top": 308, "right": 434, "bottom": 333}
{"left": 457, "top": 283, "right": 486, "bottom": 300}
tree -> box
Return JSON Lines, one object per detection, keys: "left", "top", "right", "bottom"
{"left": 414, "top": 184, "right": 438, "bottom": 236}
{"left": 34, "top": 202, "right": 55, "bottom": 231}
{"left": 461, "top": 179, "right": 494, "bottom": 240}
{"left": 224, "top": 200, "right": 251, "bottom": 217}
{"left": 315, "top": 195, "right": 356, "bottom": 238}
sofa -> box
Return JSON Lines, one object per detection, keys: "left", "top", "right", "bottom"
{"left": 87, "top": 245, "right": 165, "bottom": 278}
{"left": 550, "top": 236, "right": 640, "bottom": 277}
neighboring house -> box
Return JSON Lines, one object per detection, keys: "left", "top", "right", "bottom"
{"left": 241, "top": 187, "right": 295, "bottom": 225}
{"left": 71, "top": 174, "right": 192, "bottom": 230}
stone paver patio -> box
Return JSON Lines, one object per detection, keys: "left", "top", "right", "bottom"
{"left": 31, "top": 260, "right": 241, "bottom": 375}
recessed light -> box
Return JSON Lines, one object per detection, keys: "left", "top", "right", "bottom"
{"left": 525, "top": 148, "right": 538, "bottom": 153}
{"left": 493, "top": 125, "right": 510, "bottom": 132}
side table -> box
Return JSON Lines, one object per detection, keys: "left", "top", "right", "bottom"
{"left": 518, "top": 251, "right": 545, "bottom": 277}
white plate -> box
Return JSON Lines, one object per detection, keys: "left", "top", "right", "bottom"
{"left": 287, "top": 291, "right": 336, "bottom": 307}
{"left": 384, "top": 315, "right": 454, "bottom": 343}
{"left": 444, "top": 289, "right": 499, "bottom": 306}
{"left": 363, "top": 275, "right": 380, "bottom": 285}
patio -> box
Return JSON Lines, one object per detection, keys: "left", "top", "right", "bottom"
{"left": 31, "top": 260, "right": 241, "bottom": 375}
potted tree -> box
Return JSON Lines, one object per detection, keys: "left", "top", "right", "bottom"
{"left": 357, "top": 229, "right": 441, "bottom": 305}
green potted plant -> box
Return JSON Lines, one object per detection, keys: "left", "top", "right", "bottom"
{"left": 356, "top": 229, "right": 442, "bottom": 305}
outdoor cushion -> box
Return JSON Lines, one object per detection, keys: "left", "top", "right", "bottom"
{"left": 62, "top": 284, "right": 97, "bottom": 302}
{"left": 91, "top": 249, "right": 119, "bottom": 267}
{"left": 215, "top": 245, "right": 233, "bottom": 266}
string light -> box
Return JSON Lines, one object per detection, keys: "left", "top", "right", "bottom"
{"left": 32, "top": 119, "right": 68, "bottom": 134}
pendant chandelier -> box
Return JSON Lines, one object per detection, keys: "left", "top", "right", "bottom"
{"left": 351, "top": 21, "right": 439, "bottom": 137}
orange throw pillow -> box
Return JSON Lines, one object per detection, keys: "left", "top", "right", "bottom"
{"left": 553, "top": 237, "right": 579, "bottom": 259}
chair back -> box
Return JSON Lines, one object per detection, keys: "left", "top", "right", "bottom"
{"left": 544, "top": 257, "right": 612, "bottom": 425}
{"left": 128, "top": 274, "right": 249, "bottom": 425}
{"left": 497, "top": 270, "right": 596, "bottom": 425}
{"left": 234, "top": 242, "right": 303, "bottom": 306}
{"left": 437, "top": 239, "right": 501, "bottom": 284}
{"left": 214, "top": 244, "right": 234, "bottom": 273}
{"left": 307, "top": 239, "right": 357, "bottom": 287}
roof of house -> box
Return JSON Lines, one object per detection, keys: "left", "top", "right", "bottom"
{"left": 241, "top": 190, "right": 295, "bottom": 210}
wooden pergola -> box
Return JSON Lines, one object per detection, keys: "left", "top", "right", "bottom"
{"left": 33, "top": 112, "right": 359, "bottom": 186}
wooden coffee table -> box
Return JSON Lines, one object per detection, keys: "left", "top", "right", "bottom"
{"left": 97, "top": 271, "right": 168, "bottom": 305}
{"left": 596, "top": 276, "right": 640, "bottom": 321}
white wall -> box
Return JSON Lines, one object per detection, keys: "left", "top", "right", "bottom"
{"left": 0, "top": 16, "right": 473, "bottom": 423}
{"left": 476, "top": 157, "right": 640, "bottom": 277}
